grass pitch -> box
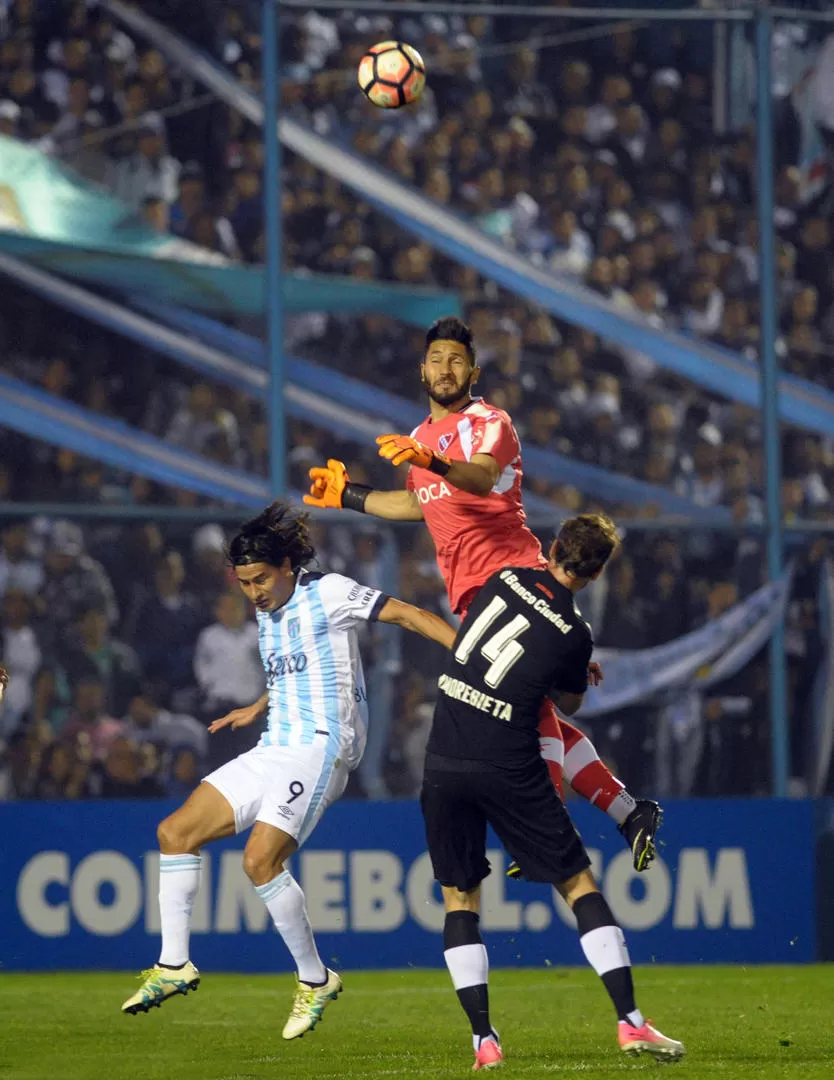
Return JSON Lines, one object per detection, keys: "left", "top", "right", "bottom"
{"left": 0, "top": 966, "right": 828, "bottom": 1080}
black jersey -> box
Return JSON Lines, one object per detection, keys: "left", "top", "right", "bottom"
{"left": 426, "top": 566, "right": 594, "bottom": 765}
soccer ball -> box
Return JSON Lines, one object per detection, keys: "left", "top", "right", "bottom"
{"left": 357, "top": 41, "right": 426, "bottom": 109}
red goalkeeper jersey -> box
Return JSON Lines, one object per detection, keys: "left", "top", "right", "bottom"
{"left": 406, "top": 397, "right": 546, "bottom": 613}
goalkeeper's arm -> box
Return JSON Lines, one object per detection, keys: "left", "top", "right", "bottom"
{"left": 365, "top": 488, "right": 424, "bottom": 521}
{"left": 304, "top": 459, "right": 424, "bottom": 521}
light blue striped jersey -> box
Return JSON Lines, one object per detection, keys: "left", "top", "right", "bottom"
{"left": 256, "top": 569, "right": 387, "bottom": 760}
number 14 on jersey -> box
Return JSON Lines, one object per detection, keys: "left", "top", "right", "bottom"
{"left": 454, "top": 596, "right": 530, "bottom": 689}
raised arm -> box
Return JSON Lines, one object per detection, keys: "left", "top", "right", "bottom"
{"left": 303, "top": 458, "right": 424, "bottom": 521}
{"left": 376, "top": 597, "right": 458, "bottom": 650}
{"left": 376, "top": 435, "right": 499, "bottom": 497}
{"left": 434, "top": 453, "right": 498, "bottom": 497}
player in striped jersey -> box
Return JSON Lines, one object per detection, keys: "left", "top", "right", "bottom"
{"left": 122, "top": 502, "right": 457, "bottom": 1035}
{"left": 305, "top": 316, "right": 661, "bottom": 876}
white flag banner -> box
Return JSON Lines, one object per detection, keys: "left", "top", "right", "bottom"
{"left": 582, "top": 571, "right": 792, "bottom": 718}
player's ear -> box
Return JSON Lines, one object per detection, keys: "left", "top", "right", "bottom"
{"left": 470, "top": 364, "right": 481, "bottom": 386}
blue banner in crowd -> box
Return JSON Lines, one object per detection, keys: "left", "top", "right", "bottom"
{"left": 0, "top": 797, "right": 814, "bottom": 971}
{"left": 0, "top": 135, "right": 460, "bottom": 323}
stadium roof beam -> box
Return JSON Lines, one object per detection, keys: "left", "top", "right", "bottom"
{"left": 280, "top": 1, "right": 754, "bottom": 19}
{"left": 281, "top": 0, "right": 834, "bottom": 19}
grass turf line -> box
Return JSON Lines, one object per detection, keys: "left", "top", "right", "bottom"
{"left": 0, "top": 965, "right": 828, "bottom": 1080}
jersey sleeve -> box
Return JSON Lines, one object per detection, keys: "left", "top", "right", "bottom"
{"left": 470, "top": 412, "right": 519, "bottom": 471}
{"left": 549, "top": 635, "right": 593, "bottom": 696}
{"left": 318, "top": 573, "right": 389, "bottom": 629}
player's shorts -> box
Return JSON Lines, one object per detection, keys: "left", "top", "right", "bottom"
{"left": 204, "top": 737, "right": 348, "bottom": 845}
{"left": 421, "top": 753, "right": 590, "bottom": 891}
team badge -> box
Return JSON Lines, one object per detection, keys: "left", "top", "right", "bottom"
{"left": 438, "top": 432, "right": 454, "bottom": 454}
{"left": 288, "top": 617, "right": 301, "bottom": 639}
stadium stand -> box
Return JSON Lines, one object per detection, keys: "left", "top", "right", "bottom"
{"left": 0, "top": 1, "right": 832, "bottom": 800}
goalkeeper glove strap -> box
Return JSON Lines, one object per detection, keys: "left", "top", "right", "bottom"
{"left": 343, "top": 482, "right": 372, "bottom": 513}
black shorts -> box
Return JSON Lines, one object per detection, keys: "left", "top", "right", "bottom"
{"left": 420, "top": 754, "right": 591, "bottom": 892}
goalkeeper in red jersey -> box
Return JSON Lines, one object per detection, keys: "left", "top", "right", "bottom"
{"left": 305, "top": 316, "right": 660, "bottom": 873}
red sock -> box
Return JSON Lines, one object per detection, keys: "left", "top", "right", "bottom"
{"left": 560, "top": 720, "right": 635, "bottom": 824}
{"left": 537, "top": 700, "right": 565, "bottom": 801}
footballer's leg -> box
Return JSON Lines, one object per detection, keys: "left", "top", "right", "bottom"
{"left": 560, "top": 719, "right": 662, "bottom": 871}
{"left": 559, "top": 870, "right": 684, "bottom": 1061}
{"left": 122, "top": 781, "right": 236, "bottom": 1015}
{"left": 442, "top": 886, "right": 503, "bottom": 1071}
{"left": 422, "top": 768, "right": 503, "bottom": 1071}
{"left": 487, "top": 765, "right": 683, "bottom": 1062}
{"left": 508, "top": 705, "right": 661, "bottom": 878}
{"left": 247, "top": 744, "right": 348, "bottom": 1039}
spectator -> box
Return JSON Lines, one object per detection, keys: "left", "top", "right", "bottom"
{"left": 169, "top": 161, "right": 206, "bottom": 236}
{"left": 0, "top": 519, "right": 43, "bottom": 599}
{"left": 0, "top": 588, "right": 41, "bottom": 737}
{"left": 131, "top": 549, "right": 204, "bottom": 688}
{"left": 97, "top": 735, "right": 164, "bottom": 798}
{"left": 37, "top": 521, "right": 118, "bottom": 645}
{"left": 193, "top": 588, "right": 264, "bottom": 768}
{"left": 123, "top": 689, "right": 207, "bottom": 759}
{"left": 0, "top": 729, "right": 40, "bottom": 800}
{"left": 62, "top": 674, "right": 126, "bottom": 760}
{"left": 58, "top": 601, "right": 142, "bottom": 718}
{"left": 165, "top": 381, "right": 241, "bottom": 460}
{"left": 32, "top": 738, "right": 90, "bottom": 799}
{"left": 108, "top": 112, "right": 181, "bottom": 208}
{"left": 188, "top": 524, "right": 233, "bottom": 609}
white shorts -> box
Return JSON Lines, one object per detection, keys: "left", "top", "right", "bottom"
{"left": 203, "top": 738, "right": 349, "bottom": 845}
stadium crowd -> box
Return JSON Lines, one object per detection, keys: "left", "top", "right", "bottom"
{"left": 0, "top": 1, "right": 832, "bottom": 800}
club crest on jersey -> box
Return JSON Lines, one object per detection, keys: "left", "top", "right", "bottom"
{"left": 287, "top": 617, "right": 301, "bottom": 640}
{"left": 438, "top": 432, "right": 455, "bottom": 454}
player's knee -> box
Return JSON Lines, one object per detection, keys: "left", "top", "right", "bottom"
{"left": 242, "top": 845, "right": 284, "bottom": 886}
{"left": 558, "top": 868, "right": 599, "bottom": 908}
{"left": 441, "top": 884, "right": 480, "bottom": 913}
{"left": 157, "top": 814, "right": 191, "bottom": 854}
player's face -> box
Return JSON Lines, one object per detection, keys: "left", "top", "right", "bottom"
{"left": 421, "top": 339, "right": 478, "bottom": 406}
{"left": 234, "top": 559, "right": 295, "bottom": 612}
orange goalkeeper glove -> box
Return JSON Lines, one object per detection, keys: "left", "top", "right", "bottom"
{"left": 303, "top": 459, "right": 372, "bottom": 513}
{"left": 376, "top": 433, "right": 452, "bottom": 475}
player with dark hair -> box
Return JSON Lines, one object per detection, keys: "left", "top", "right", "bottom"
{"left": 421, "top": 513, "right": 684, "bottom": 1069}
{"left": 305, "top": 316, "right": 661, "bottom": 874}
{"left": 121, "top": 502, "right": 457, "bottom": 1035}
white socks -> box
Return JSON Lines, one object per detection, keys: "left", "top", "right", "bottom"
{"left": 158, "top": 857, "right": 325, "bottom": 985}
{"left": 158, "top": 853, "right": 201, "bottom": 966}
{"left": 444, "top": 943, "right": 488, "bottom": 991}
{"left": 579, "top": 924, "right": 631, "bottom": 976}
{"left": 255, "top": 870, "right": 326, "bottom": 985}
{"left": 606, "top": 790, "right": 637, "bottom": 825}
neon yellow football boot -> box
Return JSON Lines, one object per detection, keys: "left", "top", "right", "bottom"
{"left": 282, "top": 969, "right": 342, "bottom": 1039}
{"left": 121, "top": 961, "right": 200, "bottom": 1015}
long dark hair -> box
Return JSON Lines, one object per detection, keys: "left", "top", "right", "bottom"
{"left": 227, "top": 502, "right": 316, "bottom": 571}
